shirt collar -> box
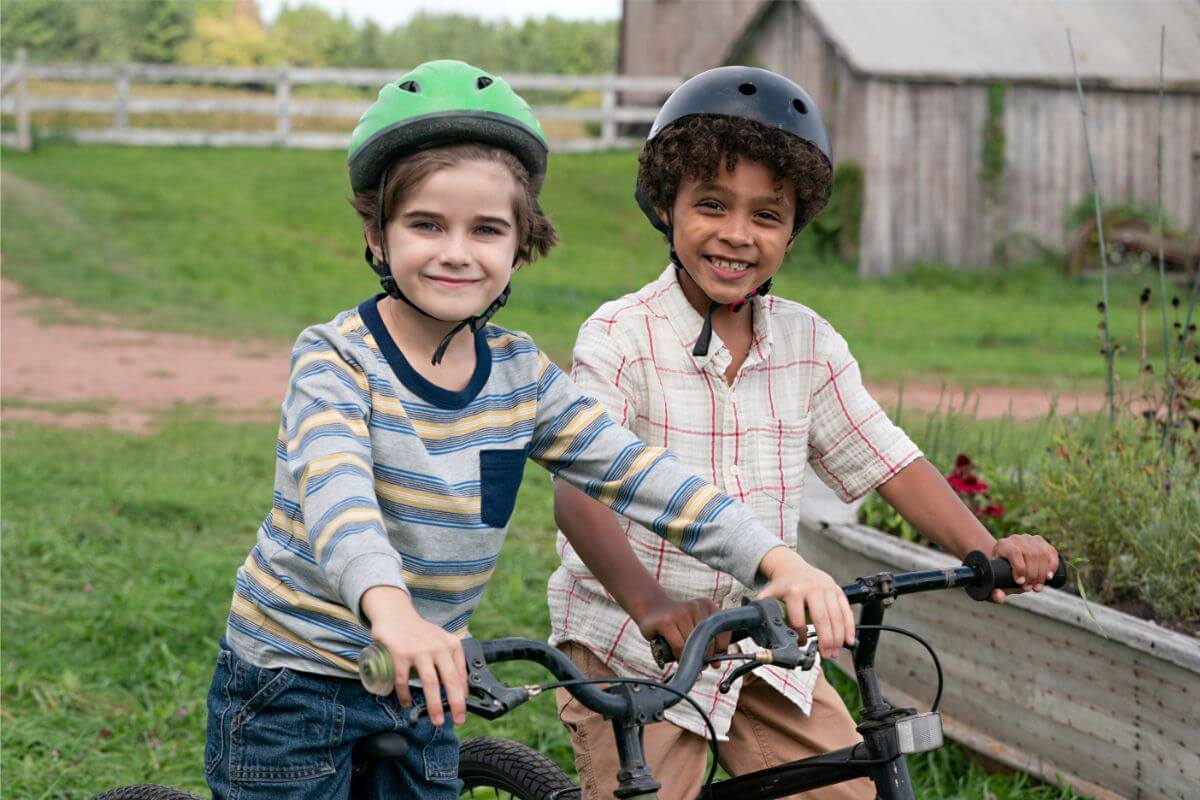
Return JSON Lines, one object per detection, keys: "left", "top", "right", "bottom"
{"left": 651, "top": 265, "right": 775, "bottom": 373}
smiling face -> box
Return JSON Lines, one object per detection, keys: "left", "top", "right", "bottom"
{"left": 368, "top": 160, "right": 520, "bottom": 322}
{"left": 667, "top": 157, "right": 796, "bottom": 307}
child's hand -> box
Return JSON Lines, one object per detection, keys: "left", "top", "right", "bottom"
{"left": 634, "top": 593, "right": 730, "bottom": 667}
{"left": 990, "top": 534, "right": 1060, "bottom": 603}
{"left": 755, "top": 548, "right": 855, "bottom": 660}
{"left": 360, "top": 586, "right": 467, "bottom": 726}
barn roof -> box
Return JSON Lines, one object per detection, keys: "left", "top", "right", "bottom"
{"left": 802, "top": 0, "right": 1200, "bottom": 89}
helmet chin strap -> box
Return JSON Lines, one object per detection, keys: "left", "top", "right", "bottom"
{"left": 367, "top": 167, "right": 513, "bottom": 366}
{"left": 364, "top": 246, "right": 513, "bottom": 367}
{"left": 662, "top": 217, "right": 774, "bottom": 357}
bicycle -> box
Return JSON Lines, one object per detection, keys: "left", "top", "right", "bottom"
{"left": 91, "top": 550, "right": 1065, "bottom": 800}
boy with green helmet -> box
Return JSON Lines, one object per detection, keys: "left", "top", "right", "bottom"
{"left": 205, "top": 60, "right": 861, "bottom": 799}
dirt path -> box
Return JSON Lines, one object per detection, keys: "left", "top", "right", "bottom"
{"left": 1, "top": 280, "right": 288, "bottom": 432}
{"left": 0, "top": 279, "right": 1105, "bottom": 432}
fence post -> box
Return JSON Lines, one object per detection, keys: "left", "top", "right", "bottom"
{"left": 276, "top": 67, "right": 291, "bottom": 146}
{"left": 16, "top": 47, "right": 31, "bottom": 151}
{"left": 114, "top": 62, "right": 131, "bottom": 130}
{"left": 600, "top": 86, "right": 616, "bottom": 149}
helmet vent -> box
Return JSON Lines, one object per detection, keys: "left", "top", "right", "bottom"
{"left": 793, "top": 98, "right": 808, "bottom": 114}
{"left": 398, "top": 80, "right": 420, "bottom": 93}
{"left": 738, "top": 82, "right": 757, "bottom": 95}
{"left": 476, "top": 76, "right": 494, "bottom": 90}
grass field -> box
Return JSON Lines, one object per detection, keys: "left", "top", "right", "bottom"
{"left": 0, "top": 143, "right": 1109, "bottom": 798}
{"left": 0, "top": 142, "right": 1168, "bottom": 390}
{"left": 1, "top": 417, "right": 1082, "bottom": 799}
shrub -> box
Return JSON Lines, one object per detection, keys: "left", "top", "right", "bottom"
{"left": 1022, "top": 418, "right": 1200, "bottom": 623}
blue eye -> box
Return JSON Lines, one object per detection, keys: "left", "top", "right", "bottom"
{"left": 476, "top": 225, "right": 500, "bottom": 236}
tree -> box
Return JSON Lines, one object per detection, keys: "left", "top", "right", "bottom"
{"left": 177, "top": 13, "right": 274, "bottom": 67}
{"left": 355, "top": 20, "right": 386, "bottom": 69}
{"left": 270, "top": 4, "right": 355, "bottom": 67}
{"left": 0, "top": 0, "right": 81, "bottom": 60}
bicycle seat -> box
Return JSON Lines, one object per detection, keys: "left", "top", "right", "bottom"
{"left": 353, "top": 731, "right": 409, "bottom": 762}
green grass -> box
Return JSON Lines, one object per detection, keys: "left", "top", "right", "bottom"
{"left": 1, "top": 418, "right": 1081, "bottom": 798}
{"left": 0, "top": 142, "right": 1168, "bottom": 389}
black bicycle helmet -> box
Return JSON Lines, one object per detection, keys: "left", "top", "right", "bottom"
{"left": 636, "top": 66, "right": 833, "bottom": 356}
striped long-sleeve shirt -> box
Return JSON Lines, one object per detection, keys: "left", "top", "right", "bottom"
{"left": 224, "top": 295, "right": 784, "bottom": 678}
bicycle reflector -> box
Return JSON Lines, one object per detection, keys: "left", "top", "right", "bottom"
{"left": 895, "top": 712, "right": 944, "bottom": 755}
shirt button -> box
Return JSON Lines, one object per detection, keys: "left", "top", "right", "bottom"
{"left": 730, "top": 464, "right": 741, "bottom": 477}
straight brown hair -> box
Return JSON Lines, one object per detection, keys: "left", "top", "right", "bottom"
{"left": 351, "top": 143, "right": 557, "bottom": 264}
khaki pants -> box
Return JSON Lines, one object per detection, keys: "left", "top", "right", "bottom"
{"left": 555, "top": 641, "right": 874, "bottom": 800}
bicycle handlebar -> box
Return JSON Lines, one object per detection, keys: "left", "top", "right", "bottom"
{"left": 364, "top": 552, "right": 1067, "bottom": 724}
{"left": 649, "top": 551, "right": 1067, "bottom": 666}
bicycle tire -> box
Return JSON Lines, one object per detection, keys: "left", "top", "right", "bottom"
{"left": 89, "top": 786, "right": 202, "bottom": 800}
{"left": 458, "top": 736, "right": 579, "bottom": 800}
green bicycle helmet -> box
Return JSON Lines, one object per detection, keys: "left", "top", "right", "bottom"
{"left": 347, "top": 60, "right": 549, "bottom": 365}
{"left": 349, "top": 60, "right": 548, "bottom": 192}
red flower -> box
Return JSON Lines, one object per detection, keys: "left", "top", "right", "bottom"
{"left": 982, "top": 504, "right": 1005, "bottom": 517}
{"left": 949, "top": 474, "right": 989, "bottom": 494}
{"left": 954, "top": 453, "right": 973, "bottom": 469}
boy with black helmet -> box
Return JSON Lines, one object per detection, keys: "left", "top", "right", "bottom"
{"left": 549, "top": 66, "right": 1060, "bottom": 800}
{"left": 204, "top": 60, "right": 861, "bottom": 799}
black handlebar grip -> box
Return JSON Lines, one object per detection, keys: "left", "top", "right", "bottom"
{"left": 964, "top": 550, "right": 1069, "bottom": 600}
{"left": 650, "top": 636, "right": 675, "bottom": 668}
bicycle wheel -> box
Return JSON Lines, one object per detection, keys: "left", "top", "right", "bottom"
{"left": 458, "top": 737, "right": 579, "bottom": 800}
{"left": 89, "top": 787, "right": 201, "bottom": 800}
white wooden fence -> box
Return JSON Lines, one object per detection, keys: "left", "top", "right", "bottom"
{"left": 0, "top": 50, "right": 679, "bottom": 152}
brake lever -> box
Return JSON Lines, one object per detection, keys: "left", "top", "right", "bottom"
{"left": 462, "top": 638, "right": 532, "bottom": 718}
{"left": 717, "top": 636, "right": 819, "bottom": 694}
{"left": 649, "top": 598, "right": 810, "bottom": 671}
{"left": 402, "top": 639, "right": 533, "bottom": 725}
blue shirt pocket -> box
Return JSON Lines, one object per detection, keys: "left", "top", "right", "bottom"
{"left": 479, "top": 448, "right": 528, "bottom": 528}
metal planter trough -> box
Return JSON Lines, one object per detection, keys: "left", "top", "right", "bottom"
{"left": 797, "top": 519, "right": 1200, "bottom": 800}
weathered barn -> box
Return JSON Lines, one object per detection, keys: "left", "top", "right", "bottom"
{"left": 620, "top": 0, "right": 1200, "bottom": 275}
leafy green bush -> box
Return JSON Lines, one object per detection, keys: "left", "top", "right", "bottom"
{"left": 810, "top": 160, "right": 863, "bottom": 262}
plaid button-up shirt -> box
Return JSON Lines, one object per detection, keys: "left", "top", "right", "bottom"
{"left": 547, "top": 267, "right": 921, "bottom": 738}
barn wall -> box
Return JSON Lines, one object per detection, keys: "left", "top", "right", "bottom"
{"left": 1004, "top": 85, "right": 1200, "bottom": 252}
{"left": 738, "top": 1, "right": 1200, "bottom": 275}
{"left": 620, "top": 0, "right": 764, "bottom": 79}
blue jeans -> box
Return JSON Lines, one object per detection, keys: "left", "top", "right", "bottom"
{"left": 205, "top": 642, "right": 462, "bottom": 800}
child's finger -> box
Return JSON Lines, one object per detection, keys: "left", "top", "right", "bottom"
{"left": 839, "top": 592, "right": 856, "bottom": 647}
{"left": 806, "top": 593, "right": 835, "bottom": 659}
{"left": 393, "top": 657, "right": 413, "bottom": 707}
{"left": 452, "top": 639, "right": 467, "bottom": 683}
{"left": 415, "top": 656, "right": 443, "bottom": 727}
{"left": 435, "top": 651, "right": 467, "bottom": 725}
{"left": 824, "top": 589, "right": 845, "bottom": 658}
{"left": 783, "top": 593, "right": 810, "bottom": 643}
{"left": 1007, "top": 549, "right": 1028, "bottom": 587}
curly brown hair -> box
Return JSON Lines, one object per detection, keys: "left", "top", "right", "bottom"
{"left": 636, "top": 114, "right": 832, "bottom": 233}
{"left": 351, "top": 143, "right": 557, "bottom": 264}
